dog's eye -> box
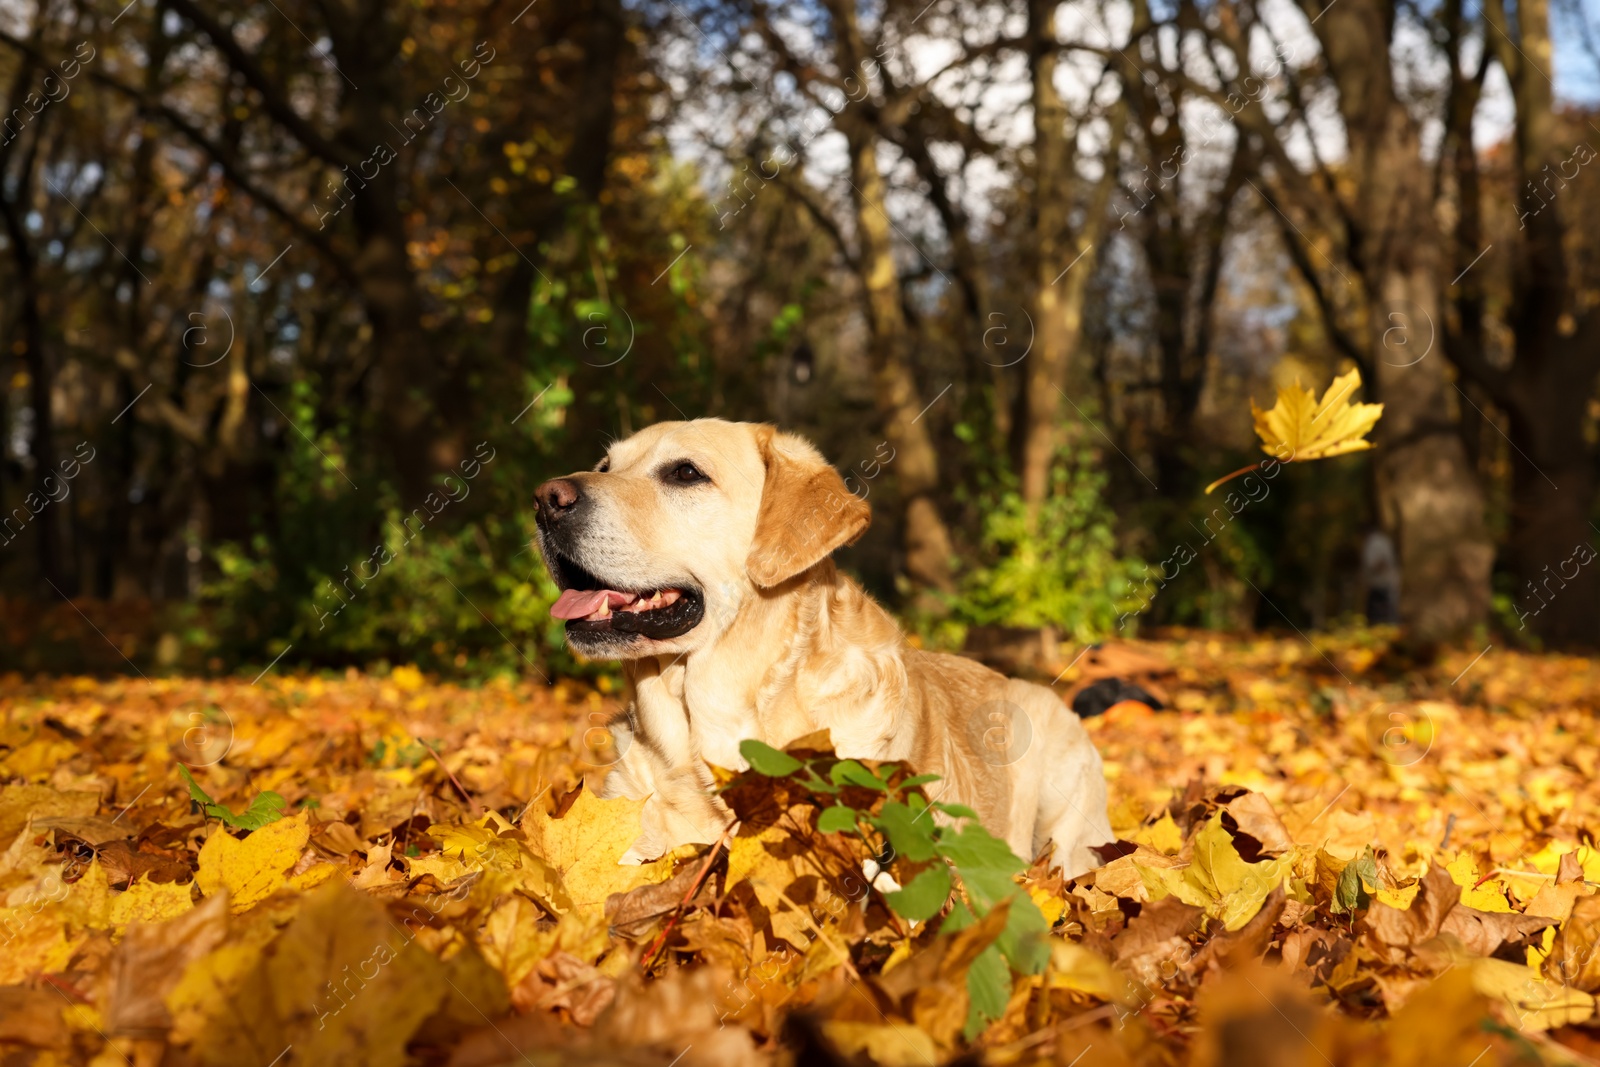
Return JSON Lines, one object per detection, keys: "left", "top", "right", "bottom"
{"left": 595, "top": 457, "right": 610, "bottom": 473}
{"left": 664, "top": 462, "right": 708, "bottom": 485}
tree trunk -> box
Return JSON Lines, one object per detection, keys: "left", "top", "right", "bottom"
{"left": 337, "top": 17, "right": 454, "bottom": 497}
{"left": 1021, "top": 0, "right": 1126, "bottom": 504}
{"left": 820, "top": 0, "right": 956, "bottom": 595}
{"left": 843, "top": 125, "right": 956, "bottom": 593}
{"left": 1364, "top": 111, "right": 1492, "bottom": 641}
{"left": 1505, "top": 453, "right": 1598, "bottom": 645}
{"left": 0, "top": 74, "right": 71, "bottom": 594}
{"left": 1298, "top": 0, "right": 1494, "bottom": 640}
{"left": 1493, "top": 0, "right": 1600, "bottom": 645}
{"left": 1495, "top": 332, "right": 1600, "bottom": 645}
{"left": 1369, "top": 265, "right": 1493, "bottom": 640}
{"left": 1021, "top": 0, "right": 1087, "bottom": 505}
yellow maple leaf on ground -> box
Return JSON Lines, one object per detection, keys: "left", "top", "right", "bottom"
{"left": 1446, "top": 852, "right": 1514, "bottom": 913}
{"left": 0, "top": 902, "right": 81, "bottom": 983}
{"left": 110, "top": 877, "right": 194, "bottom": 927}
{"left": 725, "top": 811, "right": 854, "bottom": 957}
{"left": 1046, "top": 941, "right": 1139, "bottom": 1005}
{"left": 479, "top": 904, "right": 610, "bottom": 988}
{"left": 520, "top": 789, "right": 674, "bottom": 915}
{"left": 1138, "top": 814, "right": 1292, "bottom": 930}
{"left": 427, "top": 812, "right": 573, "bottom": 915}
{"left": 168, "top": 880, "right": 452, "bottom": 1067}
{"left": 195, "top": 812, "right": 310, "bottom": 913}
{"left": 0, "top": 784, "right": 100, "bottom": 848}
{"left": 1131, "top": 811, "right": 1185, "bottom": 855}
{"left": 822, "top": 1021, "right": 941, "bottom": 1067}
{"left": 1206, "top": 367, "right": 1383, "bottom": 492}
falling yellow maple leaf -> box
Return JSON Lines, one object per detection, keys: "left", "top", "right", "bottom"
{"left": 520, "top": 789, "right": 675, "bottom": 915}
{"left": 1206, "top": 367, "right": 1384, "bottom": 493}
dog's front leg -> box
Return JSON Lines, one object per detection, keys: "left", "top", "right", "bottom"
{"left": 598, "top": 722, "right": 730, "bottom": 863}
{"left": 601, "top": 665, "right": 732, "bottom": 864}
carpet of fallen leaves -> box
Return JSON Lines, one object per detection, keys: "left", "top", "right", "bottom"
{"left": 4, "top": 631, "right": 1600, "bottom": 1066}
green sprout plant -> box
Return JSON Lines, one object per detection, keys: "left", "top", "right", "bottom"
{"left": 738, "top": 739, "right": 1052, "bottom": 1038}
{"left": 179, "top": 765, "right": 289, "bottom": 831}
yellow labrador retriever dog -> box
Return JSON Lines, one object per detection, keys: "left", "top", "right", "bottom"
{"left": 533, "top": 419, "right": 1114, "bottom": 878}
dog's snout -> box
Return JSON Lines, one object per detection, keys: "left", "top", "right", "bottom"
{"left": 535, "top": 477, "right": 582, "bottom": 524}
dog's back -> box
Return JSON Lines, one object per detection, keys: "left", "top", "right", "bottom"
{"left": 895, "top": 647, "right": 1113, "bottom": 877}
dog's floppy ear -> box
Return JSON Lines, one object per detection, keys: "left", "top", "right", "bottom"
{"left": 746, "top": 425, "right": 871, "bottom": 588}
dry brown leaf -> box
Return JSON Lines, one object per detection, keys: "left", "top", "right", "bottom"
{"left": 1221, "top": 792, "right": 1294, "bottom": 857}
{"left": 1439, "top": 906, "right": 1555, "bottom": 957}
{"left": 605, "top": 858, "right": 719, "bottom": 935}
{"left": 1361, "top": 864, "right": 1459, "bottom": 949}
{"left": 106, "top": 891, "right": 229, "bottom": 1037}
{"left": 1544, "top": 894, "right": 1600, "bottom": 991}
{"left": 510, "top": 950, "right": 615, "bottom": 1023}
{"left": 0, "top": 986, "right": 71, "bottom": 1049}
{"left": 0, "top": 784, "right": 99, "bottom": 848}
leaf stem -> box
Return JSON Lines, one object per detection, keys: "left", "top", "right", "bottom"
{"left": 414, "top": 735, "right": 483, "bottom": 812}
{"left": 640, "top": 818, "right": 737, "bottom": 972}
{"left": 1204, "top": 460, "right": 1270, "bottom": 495}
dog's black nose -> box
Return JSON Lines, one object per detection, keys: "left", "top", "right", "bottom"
{"left": 535, "top": 477, "right": 582, "bottom": 524}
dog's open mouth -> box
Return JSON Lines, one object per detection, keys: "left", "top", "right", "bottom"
{"left": 547, "top": 554, "right": 704, "bottom": 640}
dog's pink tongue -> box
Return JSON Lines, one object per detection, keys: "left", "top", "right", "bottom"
{"left": 551, "top": 588, "right": 635, "bottom": 620}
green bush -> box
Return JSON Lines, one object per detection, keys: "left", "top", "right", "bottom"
{"left": 950, "top": 447, "right": 1145, "bottom": 641}
{"left": 199, "top": 506, "right": 582, "bottom": 679}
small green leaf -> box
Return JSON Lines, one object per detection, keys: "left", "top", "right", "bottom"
{"left": 1334, "top": 845, "right": 1378, "bottom": 914}
{"left": 182, "top": 767, "right": 287, "bottom": 830}
{"left": 899, "top": 773, "right": 941, "bottom": 789}
{"left": 963, "top": 944, "right": 1011, "bottom": 1040}
{"left": 941, "top": 897, "right": 976, "bottom": 933}
{"left": 178, "top": 764, "right": 215, "bottom": 807}
{"left": 740, "top": 739, "right": 802, "bottom": 777}
{"left": 799, "top": 766, "right": 841, "bottom": 795}
{"left": 870, "top": 800, "right": 937, "bottom": 862}
{"left": 958, "top": 866, "right": 1021, "bottom": 910}
{"left": 995, "top": 890, "right": 1051, "bottom": 974}
{"left": 935, "top": 824, "right": 1026, "bottom": 877}
{"left": 228, "top": 791, "right": 289, "bottom": 831}
{"left": 885, "top": 863, "right": 952, "bottom": 921}
{"left": 831, "top": 760, "right": 888, "bottom": 790}
{"left": 933, "top": 802, "right": 980, "bottom": 820}
{"left": 817, "top": 805, "right": 860, "bottom": 834}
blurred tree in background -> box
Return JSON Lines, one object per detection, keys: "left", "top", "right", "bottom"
{"left": 1, "top": 0, "right": 1597, "bottom": 675}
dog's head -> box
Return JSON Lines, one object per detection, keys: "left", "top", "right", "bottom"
{"left": 534, "top": 419, "right": 870, "bottom": 658}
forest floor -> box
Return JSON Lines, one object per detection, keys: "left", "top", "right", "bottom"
{"left": 3, "top": 631, "right": 1600, "bottom": 1066}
